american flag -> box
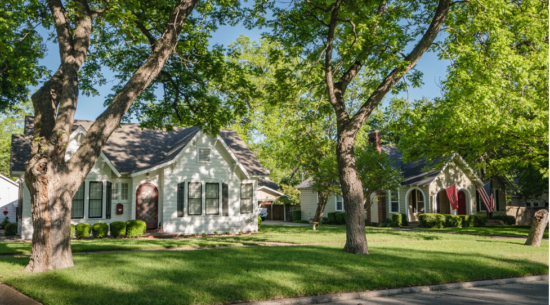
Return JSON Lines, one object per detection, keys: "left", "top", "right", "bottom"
{"left": 477, "top": 181, "right": 495, "bottom": 213}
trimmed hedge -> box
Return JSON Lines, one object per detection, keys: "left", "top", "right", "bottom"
{"left": 70, "top": 224, "right": 75, "bottom": 238}
{"left": 92, "top": 222, "right": 109, "bottom": 238}
{"left": 126, "top": 220, "right": 146, "bottom": 238}
{"left": 391, "top": 213, "right": 403, "bottom": 227}
{"left": 4, "top": 223, "right": 17, "bottom": 236}
{"left": 445, "top": 215, "right": 462, "bottom": 228}
{"left": 75, "top": 223, "right": 92, "bottom": 239}
{"left": 1, "top": 218, "right": 10, "bottom": 229}
{"left": 401, "top": 213, "right": 408, "bottom": 226}
{"left": 335, "top": 212, "right": 345, "bottom": 225}
{"left": 418, "top": 213, "right": 446, "bottom": 228}
{"left": 292, "top": 210, "right": 301, "bottom": 221}
{"left": 493, "top": 215, "right": 516, "bottom": 225}
{"left": 473, "top": 214, "right": 487, "bottom": 227}
{"left": 460, "top": 215, "right": 475, "bottom": 227}
{"left": 110, "top": 221, "right": 126, "bottom": 238}
{"left": 327, "top": 212, "right": 337, "bottom": 224}
{"left": 258, "top": 216, "right": 262, "bottom": 230}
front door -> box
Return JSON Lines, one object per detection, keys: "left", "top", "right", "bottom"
{"left": 457, "top": 191, "right": 467, "bottom": 215}
{"left": 136, "top": 183, "right": 158, "bottom": 230}
{"left": 408, "top": 190, "right": 425, "bottom": 222}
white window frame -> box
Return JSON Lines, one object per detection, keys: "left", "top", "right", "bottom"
{"left": 197, "top": 146, "right": 212, "bottom": 163}
{"left": 111, "top": 182, "right": 119, "bottom": 200}
{"left": 335, "top": 194, "right": 344, "bottom": 211}
{"left": 120, "top": 182, "right": 129, "bottom": 201}
{"left": 240, "top": 182, "right": 255, "bottom": 214}
{"left": 388, "top": 190, "right": 400, "bottom": 213}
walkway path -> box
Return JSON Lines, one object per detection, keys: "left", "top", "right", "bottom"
{"left": 262, "top": 220, "right": 311, "bottom": 226}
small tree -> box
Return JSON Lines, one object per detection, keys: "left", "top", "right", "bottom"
{"left": 311, "top": 154, "right": 340, "bottom": 224}
{"left": 355, "top": 145, "right": 403, "bottom": 212}
{"left": 274, "top": 184, "right": 301, "bottom": 206}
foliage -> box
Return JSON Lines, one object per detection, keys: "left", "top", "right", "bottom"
{"left": 445, "top": 215, "right": 462, "bottom": 228}
{"left": 419, "top": 214, "right": 446, "bottom": 229}
{"left": 516, "top": 163, "right": 549, "bottom": 201}
{"left": 1, "top": 218, "right": 10, "bottom": 229}
{"left": 126, "top": 220, "right": 146, "bottom": 238}
{"left": 92, "top": 223, "right": 109, "bottom": 239}
{"left": 0, "top": 0, "right": 48, "bottom": 111}
{"left": 75, "top": 223, "right": 91, "bottom": 239}
{"left": 401, "top": 213, "right": 408, "bottom": 227}
{"left": 257, "top": 217, "right": 261, "bottom": 231}
{"left": 0, "top": 101, "right": 32, "bottom": 177}
{"left": 4, "top": 223, "right": 17, "bottom": 236}
{"left": 327, "top": 212, "right": 337, "bottom": 225}
{"left": 274, "top": 185, "right": 300, "bottom": 205}
{"left": 391, "top": 214, "right": 403, "bottom": 228}
{"left": 292, "top": 210, "right": 301, "bottom": 222}
{"left": 325, "top": 212, "right": 346, "bottom": 225}
{"left": 109, "top": 221, "right": 126, "bottom": 238}
{"left": 380, "top": 218, "right": 393, "bottom": 227}
{"left": 460, "top": 215, "right": 475, "bottom": 228}
{"left": 70, "top": 224, "right": 75, "bottom": 238}
{"left": 492, "top": 215, "right": 516, "bottom": 226}
{"left": 393, "top": 0, "right": 548, "bottom": 181}
{"left": 473, "top": 215, "right": 488, "bottom": 227}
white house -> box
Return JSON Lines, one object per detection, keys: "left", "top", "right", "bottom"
{"left": 12, "top": 117, "right": 270, "bottom": 239}
{"left": 0, "top": 174, "right": 17, "bottom": 223}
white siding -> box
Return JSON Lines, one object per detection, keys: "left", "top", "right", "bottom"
{"left": 299, "top": 190, "right": 341, "bottom": 221}
{"left": 19, "top": 131, "right": 259, "bottom": 239}
{"left": 0, "top": 176, "right": 17, "bottom": 222}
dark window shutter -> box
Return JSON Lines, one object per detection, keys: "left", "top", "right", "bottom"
{"left": 177, "top": 182, "right": 184, "bottom": 217}
{"left": 476, "top": 192, "right": 480, "bottom": 212}
{"left": 106, "top": 182, "right": 112, "bottom": 219}
{"left": 495, "top": 190, "right": 500, "bottom": 211}
{"left": 222, "top": 183, "right": 229, "bottom": 216}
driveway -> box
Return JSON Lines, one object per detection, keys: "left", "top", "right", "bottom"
{"left": 262, "top": 220, "right": 310, "bottom": 226}
{"left": 327, "top": 280, "right": 548, "bottom": 305}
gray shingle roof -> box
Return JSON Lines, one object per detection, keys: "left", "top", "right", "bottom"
{"left": 11, "top": 117, "right": 269, "bottom": 176}
{"left": 258, "top": 177, "right": 280, "bottom": 190}
{"left": 295, "top": 177, "right": 314, "bottom": 190}
{"left": 381, "top": 146, "right": 442, "bottom": 186}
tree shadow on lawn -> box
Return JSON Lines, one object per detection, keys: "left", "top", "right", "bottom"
{"left": 1, "top": 239, "right": 547, "bottom": 305}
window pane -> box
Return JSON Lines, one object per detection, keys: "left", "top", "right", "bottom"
{"left": 89, "top": 182, "right": 102, "bottom": 218}
{"left": 241, "top": 184, "right": 252, "bottom": 199}
{"left": 391, "top": 201, "right": 399, "bottom": 213}
{"left": 241, "top": 198, "right": 252, "bottom": 213}
{"left": 206, "top": 184, "right": 219, "bottom": 199}
{"left": 416, "top": 190, "right": 423, "bottom": 202}
{"left": 72, "top": 184, "right": 84, "bottom": 218}
{"left": 121, "top": 183, "right": 128, "bottom": 200}
{"left": 188, "top": 183, "right": 202, "bottom": 215}
{"left": 337, "top": 201, "right": 343, "bottom": 211}
{"left": 199, "top": 149, "right": 210, "bottom": 162}
{"left": 112, "top": 183, "right": 118, "bottom": 200}
{"left": 240, "top": 184, "right": 253, "bottom": 214}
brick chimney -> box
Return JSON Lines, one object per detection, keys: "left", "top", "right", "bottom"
{"left": 368, "top": 130, "right": 381, "bottom": 154}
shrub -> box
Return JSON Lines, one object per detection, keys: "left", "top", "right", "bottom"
{"left": 391, "top": 213, "right": 403, "bottom": 227}
{"left": 126, "top": 220, "right": 146, "bottom": 238}
{"left": 238, "top": 231, "right": 242, "bottom": 235}
{"left": 460, "top": 215, "right": 474, "bottom": 227}
{"left": 4, "top": 223, "right": 17, "bottom": 236}
{"left": 110, "top": 221, "right": 126, "bottom": 238}
{"left": 320, "top": 217, "right": 329, "bottom": 224}
{"left": 380, "top": 218, "right": 393, "bottom": 227}
{"left": 292, "top": 210, "right": 301, "bottom": 221}
{"left": 335, "top": 212, "right": 346, "bottom": 225}
{"left": 1, "top": 218, "right": 10, "bottom": 229}
{"left": 258, "top": 216, "right": 262, "bottom": 230}
{"left": 401, "top": 213, "right": 408, "bottom": 226}
{"left": 92, "top": 222, "right": 109, "bottom": 238}
{"left": 191, "top": 234, "right": 196, "bottom": 237}
{"left": 493, "top": 215, "right": 516, "bottom": 225}
{"left": 445, "top": 215, "right": 462, "bottom": 228}
{"left": 75, "top": 223, "right": 92, "bottom": 239}
{"left": 327, "top": 212, "right": 337, "bottom": 224}
{"left": 473, "top": 215, "right": 488, "bottom": 227}
{"left": 293, "top": 220, "right": 309, "bottom": 223}
{"left": 70, "top": 224, "right": 75, "bottom": 238}
{"left": 202, "top": 233, "right": 207, "bottom": 236}
{"left": 418, "top": 213, "right": 445, "bottom": 228}
{"left": 214, "top": 231, "right": 219, "bottom": 235}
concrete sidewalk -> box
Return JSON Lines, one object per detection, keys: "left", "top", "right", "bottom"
{"left": 262, "top": 220, "right": 311, "bottom": 226}
{"left": 0, "top": 283, "right": 41, "bottom": 305}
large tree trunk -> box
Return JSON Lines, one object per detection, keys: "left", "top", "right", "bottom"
{"left": 337, "top": 130, "right": 368, "bottom": 254}
{"left": 525, "top": 209, "right": 549, "bottom": 247}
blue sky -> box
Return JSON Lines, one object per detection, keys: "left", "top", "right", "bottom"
{"left": 35, "top": 18, "right": 450, "bottom": 122}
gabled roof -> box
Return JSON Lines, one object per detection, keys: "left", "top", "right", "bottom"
{"left": 257, "top": 177, "right": 291, "bottom": 198}
{"left": 295, "top": 177, "right": 314, "bottom": 190}
{"left": 381, "top": 146, "right": 442, "bottom": 186}
{"left": 11, "top": 117, "right": 269, "bottom": 176}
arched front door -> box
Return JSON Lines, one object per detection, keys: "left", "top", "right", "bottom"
{"left": 136, "top": 183, "right": 159, "bottom": 230}
{"left": 457, "top": 191, "right": 467, "bottom": 215}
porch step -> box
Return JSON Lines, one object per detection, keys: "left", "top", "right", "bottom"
{"left": 146, "top": 229, "right": 164, "bottom": 233}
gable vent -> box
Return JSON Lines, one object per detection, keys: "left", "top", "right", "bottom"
{"left": 199, "top": 148, "right": 211, "bottom": 162}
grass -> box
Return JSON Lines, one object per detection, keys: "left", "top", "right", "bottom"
{"left": 0, "top": 225, "right": 490, "bottom": 255}
{"left": 412, "top": 226, "right": 549, "bottom": 238}
{"left": 0, "top": 239, "right": 546, "bottom": 305}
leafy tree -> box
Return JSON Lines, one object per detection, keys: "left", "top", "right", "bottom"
{"left": 392, "top": 0, "right": 548, "bottom": 187}
{"left": 274, "top": 184, "right": 301, "bottom": 206}
{"left": 263, "top": 0, "right": 452, "bottom": 254}
{"left": 0, "top": 102, "right": 33, "bottom": 178}
{"left": 7, "top": 0, "right": 248, "bottom": 273}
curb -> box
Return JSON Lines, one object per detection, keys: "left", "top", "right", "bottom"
{"left": 239, "top": 275, "right": 549, "bottom": 305}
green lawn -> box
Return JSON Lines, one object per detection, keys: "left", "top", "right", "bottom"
{"left": 412, "top": 226, "right": 549, "bottom": 238}
{"left": 0, "top": 239, "right": 546, "bottom": 305}
{"left": 0, "top": 225, "right": 491, "bottom": 255}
